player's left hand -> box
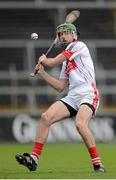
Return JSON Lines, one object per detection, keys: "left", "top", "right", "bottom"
{"left": 36, "top": 64, "right": 45, "bottom": 75}
{"left": 35, "top": 63, "right": 44, "bottom": 75}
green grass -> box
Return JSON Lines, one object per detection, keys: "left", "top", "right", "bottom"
{"left": 0, "top": 143, "right": 116, "bottom": 179}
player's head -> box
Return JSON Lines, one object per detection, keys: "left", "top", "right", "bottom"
{"left": 56, "top": 23, "right": 79, "bottom": 45}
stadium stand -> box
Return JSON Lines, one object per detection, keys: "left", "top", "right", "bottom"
{"left": 0, "top": 0, "right": 116, "bottom": 116}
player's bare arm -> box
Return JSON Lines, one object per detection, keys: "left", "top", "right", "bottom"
{"left": 36, "top": 64, "right": 68, "bottom": 92}
{"left": 37, "top": 53, "right": 66, "bottom": 68}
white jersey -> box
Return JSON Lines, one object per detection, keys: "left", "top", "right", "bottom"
{"left": 60, "top": 41, "right": 96, "bottom": 90}
{"left": 59, "top": 41, "right": 99, "bottom": 111}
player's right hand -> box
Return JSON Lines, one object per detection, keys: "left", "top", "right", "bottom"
{"left": 38, "top": 54, "right": 47, "bottom": 66}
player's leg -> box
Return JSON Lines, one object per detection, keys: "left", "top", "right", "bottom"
{"left": 75, "top": 104, "right": 105, "bottom": 172}
{"left": 15, "top": 100, "right": 71, "bottom": 171}
{"left": 31, "top": 100, "right": 71, "bottom": 159}
{"left": 34, "top": 100, "right": 71, "bottom": 144}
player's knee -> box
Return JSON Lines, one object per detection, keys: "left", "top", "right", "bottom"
{"left": 76, "top": 120, "right": 86, "bottom": 132}
{"left": 41, "top": 112, "right": 51, "bottom": 126}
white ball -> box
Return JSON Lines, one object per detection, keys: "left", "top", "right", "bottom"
{"left": 31, "top": 33, "right": 38, "bottom": 40}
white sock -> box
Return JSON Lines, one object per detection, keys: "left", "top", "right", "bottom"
{"left": 31, "top": 155, "right": 38, "bottom": 164}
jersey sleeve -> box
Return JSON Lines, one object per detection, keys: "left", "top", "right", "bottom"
{"left": 59, "top": 62, "right": 68, "bottom": 79}
{"left": 62, "top": 50, "right": 74, "bottom": 60}
{"left": 62, "top": 41, "right": 87, "bottom": 61}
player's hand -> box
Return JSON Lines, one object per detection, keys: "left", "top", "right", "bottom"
{"left": 35, "top": 64, "right": 44, "bottom": 75}
{"left": 38, "top": 54, "right": 47, "bottom": 66}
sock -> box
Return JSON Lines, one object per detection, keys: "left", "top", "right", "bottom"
{"left": 88, "top": 146, "right": 102, "bottom": 166}
{"left": 31, "top": 142, "right": 44, "bottom": 161}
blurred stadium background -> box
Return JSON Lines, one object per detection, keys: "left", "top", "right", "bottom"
{"left": 0, "top": 0, "right": 116, "bottom": 144}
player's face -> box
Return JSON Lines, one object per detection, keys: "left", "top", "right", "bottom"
{"left": 59, "top": 31, "right": 75, "bottom": 43}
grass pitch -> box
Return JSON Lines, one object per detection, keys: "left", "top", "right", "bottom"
{"left": 0, "top": 143, "right": 116, "bottom": 179}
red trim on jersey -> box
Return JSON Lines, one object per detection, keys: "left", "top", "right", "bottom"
{"left": 65, "top": 60, "right": 78, "bottom": 76}
{"left": 91, "top": 83, "right": 99, "bottom": 110}
{"left": 62, "top": 50, "right": 74, "bottom": 60}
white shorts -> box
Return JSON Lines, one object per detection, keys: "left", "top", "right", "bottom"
{"left": 60, "top": 83, "right": 99, "bottom": 114}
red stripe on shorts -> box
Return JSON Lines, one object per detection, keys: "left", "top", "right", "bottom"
{"left": 91, "top": 83, "right": 99, "bottom": 110}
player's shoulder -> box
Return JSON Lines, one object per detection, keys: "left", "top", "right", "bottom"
{"left": 66, "top": 40, "right": 87, "bottom": 50}
{"left": 73, "top": 41, "right": 88, "bottom": 52}
{"left": 76, "top": 41, "right": 87, "bottom": 48}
